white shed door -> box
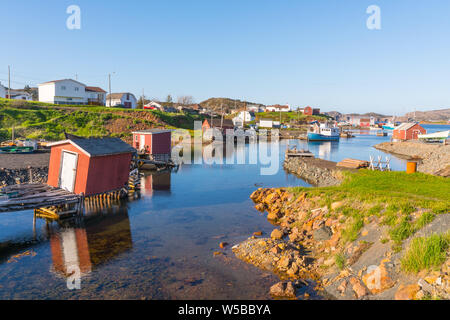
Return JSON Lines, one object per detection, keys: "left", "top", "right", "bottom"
{"left": 140, "top": 135, "right": 146, "bottom": 151}
{"left": 60, "top": 151, "right": 77, "bottom": 192}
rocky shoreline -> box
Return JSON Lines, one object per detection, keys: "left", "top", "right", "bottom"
{"left": 283, "top": 156, "right": 347, "bottom": 187}
{"left": 374, "top": 141, "right": 450, "bottom": 177}
{"left": 0, "top": 167, "right": 48, "bottom": 187}
{"left": 232, "top": 187, "right": 449, "bottom": 300}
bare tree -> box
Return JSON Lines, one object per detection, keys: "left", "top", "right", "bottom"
{"left": 177, "top": 95, "right": 194, "bottom": 105}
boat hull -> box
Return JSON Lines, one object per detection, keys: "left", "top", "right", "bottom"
{"left": 307, "top": 133, "right": 340, "bottom": 141}
{"left": 382, "top": 125, "right": 395, "bottom": 130}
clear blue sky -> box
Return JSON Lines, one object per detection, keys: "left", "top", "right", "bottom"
{"left": 1, "top": 0, "right": 450, "bottom": 114}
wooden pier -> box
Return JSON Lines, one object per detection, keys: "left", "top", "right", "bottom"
{"left": 0, "top": 184, "right": 81, "bottom": 213}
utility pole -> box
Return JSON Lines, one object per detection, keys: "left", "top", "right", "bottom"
{"left": 243, "top": 101, "right": 247, "bottom": 128}
{"left": 8, "top": 65, "right": 11, "bottom": 99}
{"left": 142, "top": 88, "right": 145, "bottom": 109}
{"left": 220, "top": 103, "right": 224, "bottom": 128}
{"left": 108, "top": 73, "right": 112, "bottom": 107}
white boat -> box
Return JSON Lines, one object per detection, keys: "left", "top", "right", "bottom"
{"left": 307, "top": 123, "right": 340, "bottom": 141}
{"left": 418, "top": 130, "right": 449, "bottom": 142}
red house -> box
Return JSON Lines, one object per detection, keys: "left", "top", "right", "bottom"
{"left": 202, "top": 118, "right": 234, "bottom": 132}
{"left": 393, "top": 123, "right": 426, "bottom": 141}
{"left": 47, "top": 138, "right": 135, "bottom": 196}
{"left": 303, "top": 106, "right": 313, "bottom": 116}
{"left": 132, "top": 129, "right": 172, "bottom": 160}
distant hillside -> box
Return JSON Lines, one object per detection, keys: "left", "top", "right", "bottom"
{"left": 403, "top": 108, "right": 450, "bottom": 122}
{"left": 200, "top": 98, "right": 265, "bottom": 113}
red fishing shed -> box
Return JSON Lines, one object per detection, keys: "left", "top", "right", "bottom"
{"left": 47, "top": 138, "right": 136, "bottom": 195}
{"left": 132, "top": 129, "right": 172, "bottom": 161}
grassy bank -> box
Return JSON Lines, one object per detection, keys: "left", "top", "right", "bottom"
{"left": 290, "top": 170, "right": 450, "bottom": 248}
{"left": 0, "top": 98, "right": 205, "bottom": 141}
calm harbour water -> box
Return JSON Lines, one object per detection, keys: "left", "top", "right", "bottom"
{"left": 0, "top": 124, "right": 447, "bottom": 299}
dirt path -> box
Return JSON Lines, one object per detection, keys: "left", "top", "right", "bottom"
{"left": 374, "top": 141, "right": 450, "bottom": 176}
{"left": 0, "top": 152, "right": 50, "bottom": 170}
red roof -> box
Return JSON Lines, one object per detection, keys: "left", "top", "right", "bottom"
{"left": 85, "top": 86, "right": 106, "bottom": 93}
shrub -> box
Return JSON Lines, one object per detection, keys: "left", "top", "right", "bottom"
{"left": 401, "top": 232, "right": 449, "bottom": 273}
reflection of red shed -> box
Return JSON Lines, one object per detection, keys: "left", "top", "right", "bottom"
{"left": 132, "top": 129, "right": 172, "bottom": 157}
{"left": 47, "top": 138, "right": 135, "bottom": 196}
{"left": 393, "top": 123, "right": 426, "bottom": 141}
{"left": 360, "top": 118, "right": 371, "bottom": 127}
{"left": 303, "top": 106, "right": 313, "bottom": 116}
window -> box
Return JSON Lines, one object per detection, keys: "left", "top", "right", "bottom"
{"left": 135, "top": 135, "right": 138, "bottom": 142}
{"left": 75, "top": 87, "right": 79, "bottom": 91}
{"left": 61, "top": 86, "right": 66, "bottom": 90}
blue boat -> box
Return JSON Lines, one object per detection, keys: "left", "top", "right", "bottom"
{"left": 307, "top": 123, "right": 340, "bottom": 141}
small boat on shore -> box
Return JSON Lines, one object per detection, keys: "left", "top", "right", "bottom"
{"left": 0, "top": 146, "right": 35, "bottom": 154}
{"left": 307, "top": 123, "right": 340, "bottom": 141}
{"left": 418, "top": 130, "right": 449, "bottom": 143}
{"left": 382, "top": 123, "right": 395, "bottom": 130}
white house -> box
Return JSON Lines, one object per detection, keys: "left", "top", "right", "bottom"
{"left": 38, "top": 79, "right": 88, "bottom": 105}
{"left": 265, "top": 104, "right": 291, "bottom": 112}
{"left": 0, "top": 81, "right": 6, "bottom": 98}
{"left": 259, "top": 119, "right": 273, "bottom": 128}
{"left": 106, "top": 93, "right": 137, "bottom": 108}
{"left": 85, "top": 87, "right": 107, "bottom": 105}
{"left": 144, "top": 101, "right": 163, "bottom": 110}
{"left": 9, "top": 89, "right": 32, "bottom": 101}
{"left": 236, "top": 111, "right": 255, "bottom": 122}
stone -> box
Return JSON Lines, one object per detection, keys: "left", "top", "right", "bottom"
{"left": 278, "top": 256, "right": 291, "bottom": 269}
{"left": 271, "top": 246, "right": 281, "bottom": 254}
{"left": 255, "top": 203, "right": 265, "bottom": 212}
{"left": 267, "top": 212, "right": 278, "bottom": 221}
{"left": 337, "top": 280, "right": 347, "bottom": 295}
{"left": 269, "top": 281, "right": 296, "bottom": 299}
{"left": 287, "top": 262, "right": 298, "bottom": 276}
{"left": 395, "top": 284, "right": 420, "bottom": 300}
{"left": 219, "top": 242, "right": 228, "bottom": 249}
{"left": 271, "top": 229, "right": 283, "bottom": 240}
{"left": 418, "top": 278, "right": 433, "bottom": 294}
{"left": 349, "top": 277, "right": 367, "bottom": 299}
{"left": 362, "top": 263, "right": 395, "bottom": 294}
{"left": 313, "top": 226, "right": 333, "bottom": 241}
{"left": 324, "top": 257, "right": 335, "bottom": 267}
{"left": 253, "top": 231, "right": 263, "bottom": 236}
{"left": 331, "top": 201, "right": 344, "bottom": 211}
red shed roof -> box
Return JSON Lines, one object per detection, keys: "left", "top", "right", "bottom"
{"left": 48, "top": 138, "right": 136, "bottom": 157}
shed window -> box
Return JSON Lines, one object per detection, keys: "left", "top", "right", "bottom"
{"left": 135, "top": 135, "right": 138, "bottom": 142}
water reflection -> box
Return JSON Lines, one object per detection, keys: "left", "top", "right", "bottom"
{"left": 48, "top": 206, "right": 133, "bottom": 278}
{"left": 141, "top": 171, "right": 171, "bottom": 196}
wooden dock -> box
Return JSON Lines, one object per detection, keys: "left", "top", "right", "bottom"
{"left": 336, "top": 158, "right": 370, "bottom": 169}
{"left": 0, "top": 184, "right": 81, "bottom": 213}
{"left": 285, "top": 148, "right": 314, "bottom": 159}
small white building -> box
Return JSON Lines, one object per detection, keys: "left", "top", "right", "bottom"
{"left": 85, "top": 87, "right": 107, "bottom": 106}
{"left": 9, "top": 89, "right": 32, "bottom": 101}
{"left": 0, "top": 82, "right": 6, "bottom": 98}
{"left": 232, "top": 117, "right": 244, "bottom": 128}
{"left": 106, "top": 93, "right": 137, "bottom": 108}
{"left": 259, "top": 119, "right": 273, "bottom": 128}
{"left": 38, "top": 79, "right": 87, "bottom": 105}
{"left": 144, "top": 101, "right": 163, "bottom": 110}
{"left": 236, "top": 111, "right": 255, "bottom": 122}
{"left": 265, "top": 104, "right": 291, "bottom": 112}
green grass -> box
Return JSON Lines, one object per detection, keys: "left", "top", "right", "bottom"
{"left": 401, "top": 232, "right": 450, "bottom": 273}
{"left": 0, "top": 98, "right": 203, "bottom": 141}
{"left": 255, "top": 111, "right": 329, "bottom": 123}
{"left": 290, "top": 170, "right": 450, "bottom": 245}
{"left": 335, "top": 253, "right": 346, "bottom": 270}
{"left": 342, "top": 216, "right": 364, "bottom": 243}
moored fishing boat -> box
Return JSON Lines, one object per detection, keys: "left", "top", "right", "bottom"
{"left": 0, "top": 146, "right": 35, "bottom": 154}
{"left": 307, "top": 123, "right": 340, "bottom": 141}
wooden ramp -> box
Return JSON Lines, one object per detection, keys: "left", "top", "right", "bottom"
{"left": 336, "top": 158, "right": 370, "bottom": 169}
{"left": 0, "top": 183, "right": 81, "bottom": 213}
